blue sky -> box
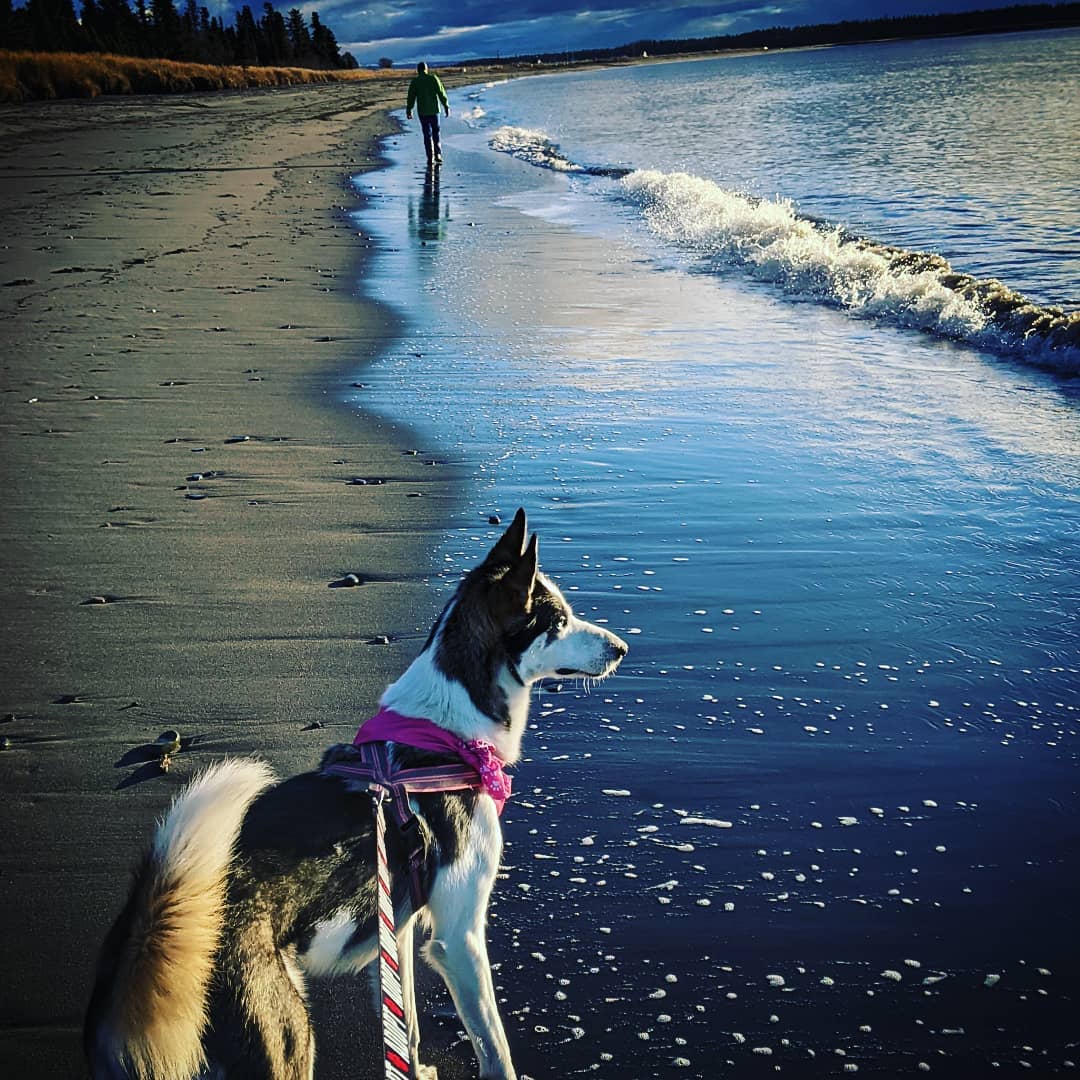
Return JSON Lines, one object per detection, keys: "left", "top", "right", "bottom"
{"left": 290, "top": 0, "right": 1040, "bottom": 66}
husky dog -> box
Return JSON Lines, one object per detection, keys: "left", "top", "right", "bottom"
{"left": 84, "top": 509, "right": 628, "bottom": 1080}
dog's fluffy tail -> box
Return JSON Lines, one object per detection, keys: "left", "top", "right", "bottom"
{"left": 85, "top": 759, "right": 275, "bottom": 1080}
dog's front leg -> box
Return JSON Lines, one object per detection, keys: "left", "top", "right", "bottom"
{"left": 425, "top": 929, "right": 514, "bottom": 1080}
{"left": 423, "top": 812, "right": 516, "bottom": 1080}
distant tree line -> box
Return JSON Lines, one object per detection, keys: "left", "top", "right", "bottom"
{"left": 0, "top": 0, "right": 359, "bottom": 69}
{"left": 464, "top": 2, "right": 1080, "bottom": 66}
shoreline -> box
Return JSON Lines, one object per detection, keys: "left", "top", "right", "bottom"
{"left": 0, "top": 83, "right": 457, "bottom": 1074}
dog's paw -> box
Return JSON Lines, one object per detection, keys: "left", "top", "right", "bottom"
{"left": 414, "top": 1066, "right": 438, "bottom": 1080}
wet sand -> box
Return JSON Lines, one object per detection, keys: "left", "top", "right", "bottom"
{"left": 0, "top": 84, "right": 463, "bottom": 1075}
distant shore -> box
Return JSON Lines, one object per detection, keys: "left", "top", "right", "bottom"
{"left": 5, "top": 1, "right": 1078, "bottom": 102}
{"left": 0, "top": 80, "right": 468, "bottom": 1075}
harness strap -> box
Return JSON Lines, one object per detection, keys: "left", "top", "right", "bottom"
{"left": 324, "top": 742, "right": 485, "bottom": 912}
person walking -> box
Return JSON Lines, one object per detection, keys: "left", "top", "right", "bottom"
{"left": 406, "top": 62, "right": 450, "bottom": 165}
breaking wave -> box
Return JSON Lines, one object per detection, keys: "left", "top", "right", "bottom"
{"left": 489, "top": 127, "right": 630, "bottom": 178}
{"left": 621, "top": 170, "right": 1079, "bottom": 372}
{"left": 488, "top": 127, "right": 1080, "bottom": 375}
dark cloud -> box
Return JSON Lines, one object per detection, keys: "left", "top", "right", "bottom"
{"left": 302, "top": 0, "right": 1034, "bottom": 65}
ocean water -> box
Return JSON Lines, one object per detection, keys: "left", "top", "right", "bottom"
{"left": 478, "top": 30, "right": 1080, "bottom": 369}
{"left": 347, "top": 31, "right": 1080, "bottom": 1078}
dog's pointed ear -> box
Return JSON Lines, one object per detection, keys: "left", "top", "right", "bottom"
{"left": 503, "top": 532, "right": 538, "bottom": 610}
{"left": 485, "top": 507, "right": 528, "bottom": 566}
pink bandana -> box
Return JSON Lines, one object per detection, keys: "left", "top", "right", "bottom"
{"left": 353, "top": 707, "right": 512, "bottom": 813}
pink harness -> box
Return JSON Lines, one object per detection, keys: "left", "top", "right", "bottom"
{"left": 323, "top": 707, "right": 512, "bottom": 912}
{"left": 353, "top": 707, "right": 512, "bottom": 813}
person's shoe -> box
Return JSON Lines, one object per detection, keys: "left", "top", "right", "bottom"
{"left": 435, "top": 154, "right": 443, "bottom": 164}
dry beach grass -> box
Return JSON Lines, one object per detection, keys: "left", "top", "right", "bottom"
{"left": 0, "top": 81, "right": 466, "bottom": 1074}
{"left": 0, "top": 49, "right": 408, "bottom": 104}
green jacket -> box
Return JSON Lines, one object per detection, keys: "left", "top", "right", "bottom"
{"left": 407, "top": 71, "right": 448, "bottom": 116}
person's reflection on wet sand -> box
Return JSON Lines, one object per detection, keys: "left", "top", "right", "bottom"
{"left": 410, "top": 164, "right": 448, "bottom": 244}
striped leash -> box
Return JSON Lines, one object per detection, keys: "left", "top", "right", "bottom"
{"left": 373, "top": 790, "right": 412, "bottom": 1080}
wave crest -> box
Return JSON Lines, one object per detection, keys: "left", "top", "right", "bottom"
{"left": 621, "top": 169, "right": 985, "bottom": 336}
{"left": 487, "top": 127, "right": 1079, "bottom": 374}
{"left": 622, "top": 169, "right": 1079, "bottom": 373}
{"left": 489, "top": 126, "right": 631, "bottom": 178}
{"left": 489, "top": 127, "right": 584, "bottom": 172}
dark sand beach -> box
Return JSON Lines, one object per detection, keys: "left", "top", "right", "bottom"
{"left": 0, "top": 83, "right": 469, "bottom": 1075}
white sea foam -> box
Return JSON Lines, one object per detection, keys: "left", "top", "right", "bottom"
{"left": 489, "top": 127, "right": 584, "bottom": 172}
{"left": 620, "top": 169, "right": 988, "bottom": 337}
{"left": 488, "top": 124, "right": 1079, "bottom": 372}
{"left": 619, "top": 168, "right": 1080, "bottom": 372}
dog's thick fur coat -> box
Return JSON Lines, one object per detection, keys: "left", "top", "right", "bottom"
{"left": 85, "top": 510, "right": 627, "bottom": 1079}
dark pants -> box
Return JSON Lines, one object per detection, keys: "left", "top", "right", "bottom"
{"left": 419, "top": 113, "right": 441, "bottom": 161}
